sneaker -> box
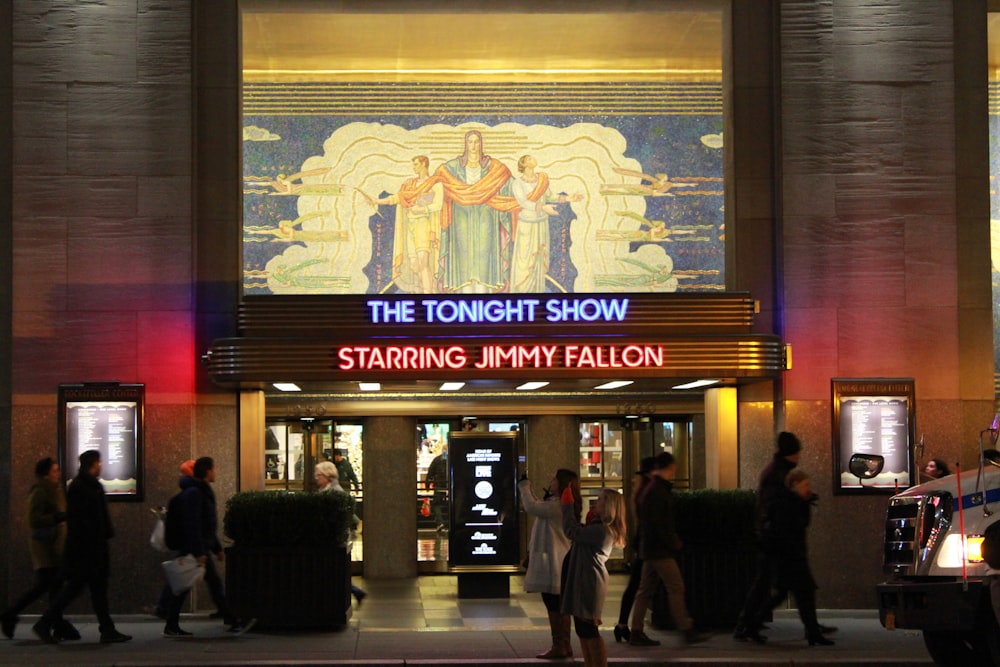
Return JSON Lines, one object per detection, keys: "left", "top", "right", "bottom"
{"left": 99, "top": 629, "right": 132, "bottom": 644}
{"left": 628, "top": 630, "right": 661, "bottom": 647}
{"left": 1, "top": 612, "right": 17, "bottom": 639}
{"left": 32, "top": 620, "right": 57, "bottom": 644}
{"left": 162, "top": 627, "right": 194, "bottom": 638}
{"left": 227, "top": 617, "right": 256, "bottom": 635}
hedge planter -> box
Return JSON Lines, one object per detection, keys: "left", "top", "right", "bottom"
{"left": 224, "top": 491, "right": 356, "bottom": 629}
{"left": 651, "top": 489, "right": 757, "bottom": 629}
{"left": 226, "top": 544, "right": 352, "bottom": 629}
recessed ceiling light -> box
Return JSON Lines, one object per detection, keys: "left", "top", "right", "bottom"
{"left": 272, "top": 382, "right": 301, "bottom": 392}
{"left": 595, "top": 380, "right": 634, "bottom": 390}
{"left": 516, "top": 381, "right": 550, "bottom": 391}
{"left": 440, "top": 382, "right": 465, "bottom": 391}
{"left": 672, "top": 379, "right": 719, "bottom": 390}
{"left": 359, "top": 382, "right": 381, "bottom": 391}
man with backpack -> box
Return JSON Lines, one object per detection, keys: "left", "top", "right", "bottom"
{"left": 162, "top": 457, "right": 253, "bottom": 637}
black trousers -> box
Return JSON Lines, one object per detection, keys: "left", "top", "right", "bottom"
{"left": 2, "top": 567, "right": 61, "bottom": 618}
{"left": 166, "top": 556, "right": 235, "bottom": 629}
{"left": 735, "top": 548, "right": 775, "bottom": 631}
{"left": 42, "top": 563, "right": 114, "bottom": 633}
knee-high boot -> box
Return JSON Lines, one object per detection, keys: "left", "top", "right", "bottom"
{"left": 537, "top": 611, "right": 573, "bottom": 659}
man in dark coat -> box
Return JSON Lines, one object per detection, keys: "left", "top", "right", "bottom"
{"left": 33, "top": 450, "right": 131, "bottom": 644}
{"left": 627, "top": 452, "right": 707, "bottom": 647}
{"left": 425, "top": 444, "right": 449, "bottom": 532}
{"left": 334, "top": 449, "right": 360, "bottom": 494}
{"left": 745, "top": 469, "right": 834, "bottom": 645}
{"left": 163, "top": 456, "right": 253, "bottom": 637}
{"left": 734, "top": 431, "right": 835, "bottom": 643}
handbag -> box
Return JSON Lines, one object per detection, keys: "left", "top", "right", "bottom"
{"left": 161, "top": 555, "right": 205, "bottom": 595}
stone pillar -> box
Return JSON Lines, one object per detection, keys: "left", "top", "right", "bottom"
{"left": 704, "top": 387, "right": 739, "bottom": 489}
{"left": 362, "top": 415, "right": 418, "bottom": 579}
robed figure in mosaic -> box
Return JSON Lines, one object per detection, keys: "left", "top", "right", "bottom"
{"left": 435, "top": 130, "right": 519, "bottom": 293}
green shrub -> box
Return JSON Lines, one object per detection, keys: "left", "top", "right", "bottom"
{"left": 673, "top": 488, "right": 757, "bottom": 546}
{"left": 224, "top": 491, "right": 355, "bottom": 548}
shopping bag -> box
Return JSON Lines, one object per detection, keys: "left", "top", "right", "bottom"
{"left": 161, "top": 555, "right": 205, "bottom": 595}
{"left": 150, "top": 517, "right": 168, "bottom": 552}
{"left": 421, "top": 497, "right": 431, "bottom": 517}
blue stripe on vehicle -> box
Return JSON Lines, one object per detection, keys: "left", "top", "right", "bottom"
{"left": 956, "top": 486, "right": 1000, "bottom": 509}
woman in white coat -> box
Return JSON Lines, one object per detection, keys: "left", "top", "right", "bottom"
{"left": 518, "top": 469, "right": 582, "bottom": 659}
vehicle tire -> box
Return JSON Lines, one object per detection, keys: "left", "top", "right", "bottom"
{"left": 923, "top": 630, "right": 979, "bottom": 666}
{"left": 971, "top": 599, "right": 1000, "bottom": 667}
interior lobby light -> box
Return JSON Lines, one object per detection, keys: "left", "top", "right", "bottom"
{"left": 595, "top": 380, "right": 634, "bottom": 390}
{"left": 672, "top": 379, "right": 719, "bottom": 390}
{"left": 439, "top": 382, "right": 465, "bottom": 391}
{"left": 516, "top": 381, "right": 549, "bottom": 391}
{"left": 272, "top": 382, "right": 301, "bottom": 392}
{"left": 358, "top": 382, "right": 381, "bottom": 391}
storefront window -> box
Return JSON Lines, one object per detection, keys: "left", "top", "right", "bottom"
{"left": 417, "top": 421, "right": 451, "bottom": 566}
{"left": 264, "top": 420, "right": 364, "bottom": 562}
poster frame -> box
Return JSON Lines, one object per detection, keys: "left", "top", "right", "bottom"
{"left": 58, "top": 382, "right": 145, "bottom": 502}
{"left": 831, "top": 377, "right": 915, "bottom": 496}
{"left": 447, "top": 431, "right": 521, "bottom": 571}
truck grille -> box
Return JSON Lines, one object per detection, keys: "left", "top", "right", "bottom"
{"left": 884, "top": 498, "right": 919, "bottom": 570}
{"left": 883, "top": 493, "right": 952, "bottom": 574}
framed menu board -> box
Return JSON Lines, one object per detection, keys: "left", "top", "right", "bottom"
{"left": 447, "top": 432, "right": 520, "bottom": 569}
{"left": 58, "top": 383, "right": 144, "bottom": 502}
{"left": 832, "top": 378, "right": 915, "bottom": 495}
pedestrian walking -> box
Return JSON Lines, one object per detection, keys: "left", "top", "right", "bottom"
{"left": 315, "top": 461, "right": 367, "bottom": 606}
{"left": 733, "top": 431, "right": 803, "bottom": 643}
{"left": 560, "top": 487, "right": 626, "bottom": 667}
{"left": 0, "top": 458, "right": 79, "bottom": 641}
{"left": 33, "top": 450, "right": 131, "bottom": 644}
{"left": 162, "top": 456, "right": 254, "bottom": 637}
{"left": 627, "top": 452, "right": 708, "bottom": 647}
{"left": 612, "top": 456, "right": 657, "bottom": 643}
{"left": 744, "top": 468, "right": 835, "bottom": 645}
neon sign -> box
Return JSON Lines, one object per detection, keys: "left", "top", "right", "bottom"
{"left": 366, "top": 297, "right": 629, "bottom": 324}
{"left": 337, "top": 344, "right": 664, "bottom": 371}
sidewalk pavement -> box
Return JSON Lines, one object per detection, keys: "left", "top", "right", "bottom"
{"left": 0, "top": 609, "right": 932, "bottom": 666}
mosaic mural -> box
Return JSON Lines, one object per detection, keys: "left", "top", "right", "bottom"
{"left": 243, "top": 82, "right": 724, "bottom": 295}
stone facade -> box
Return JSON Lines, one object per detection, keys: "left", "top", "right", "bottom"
{"left": 0, "top": 0, "right": 993, "bottom": 612}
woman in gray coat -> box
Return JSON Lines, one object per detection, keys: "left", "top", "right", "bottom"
{"left": 560, "top": 487, "right": 626, "bottom": 667}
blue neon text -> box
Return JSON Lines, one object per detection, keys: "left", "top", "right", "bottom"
{"left": 366, "top": 297, "right": 629, "bottom": 325}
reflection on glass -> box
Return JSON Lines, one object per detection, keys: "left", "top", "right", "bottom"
{"left": 579, "top": 422, "right": 624, "bottom": 480}
{"left": 417, "top": 422, "right": 451, "bottom": 562}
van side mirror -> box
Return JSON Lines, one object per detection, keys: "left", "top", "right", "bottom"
{"left": 849, "top": 453, "right": 885, "bottom": 483}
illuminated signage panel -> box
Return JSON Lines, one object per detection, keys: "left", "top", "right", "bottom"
{"left": 58, "top": 383, "right": 145, "bottom": 502}
{"left": 449, "top": 433, "right": 520, "bottom": 568}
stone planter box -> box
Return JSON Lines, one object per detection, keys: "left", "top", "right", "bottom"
{"left": 225, "top": 545, "right": 353, "bottom": 629}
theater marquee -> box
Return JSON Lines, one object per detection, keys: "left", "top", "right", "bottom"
{"left": 204, "top": 292, "right": 787, "bottom": 386}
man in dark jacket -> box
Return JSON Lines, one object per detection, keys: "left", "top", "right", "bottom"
{"left": 733, "top": 431, "right": 835, "bottom": 643}
{"left": 33, "top": 450, "right": 131, "bottom": 644}
{"left": 334, "top": 449, "right": 360, "bottom": 494}
{"left": 163, "top": 457, "right": 253, "bottom": 637}
{"left": 627, "top": 452, "right": 707, "bottom": 647}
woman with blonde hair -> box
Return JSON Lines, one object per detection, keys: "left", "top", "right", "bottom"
{"left": 559, "top": 487, "right": 627, "bottom": 667}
